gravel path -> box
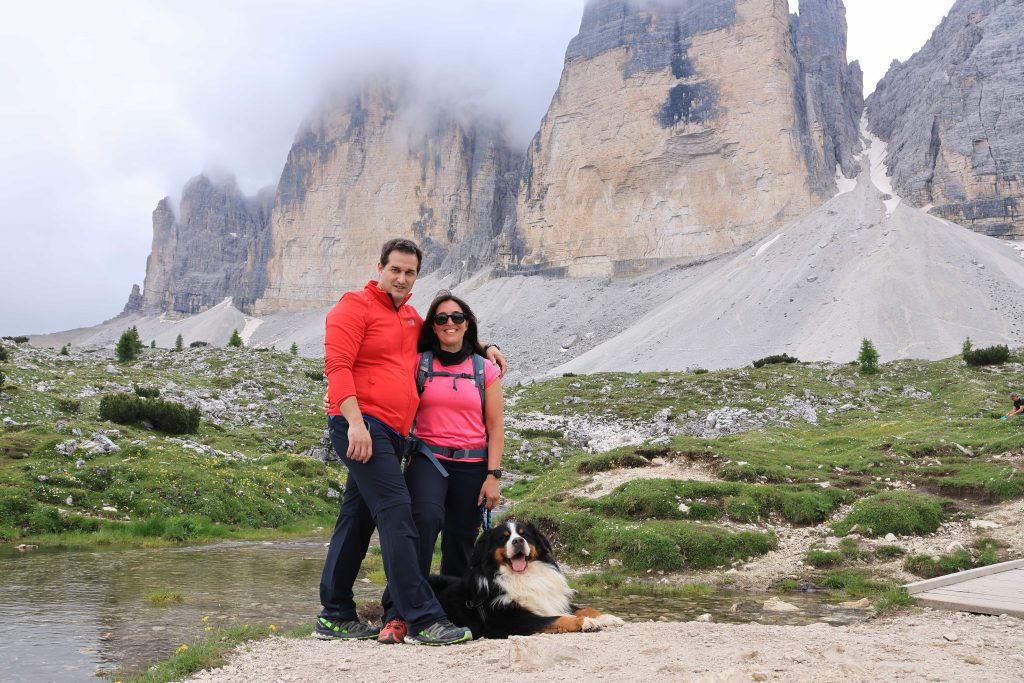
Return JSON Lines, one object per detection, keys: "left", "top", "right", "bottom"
{"left": 185, "top": 611, "right": 1023, "bottom": 682}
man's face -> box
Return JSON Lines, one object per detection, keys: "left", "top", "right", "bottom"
{"left": 377, "top": 251, "right": 419, "bottom": 305}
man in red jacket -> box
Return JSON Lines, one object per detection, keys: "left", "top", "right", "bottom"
{"left": 316, "top": 237, "right": 503, "bottom": 646}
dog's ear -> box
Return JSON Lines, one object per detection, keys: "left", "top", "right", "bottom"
{"left": 469, "top": 530, "right": 488, "bottom": 569}
{"left": 530, "top": 523, "right": 553, "bottom": 558}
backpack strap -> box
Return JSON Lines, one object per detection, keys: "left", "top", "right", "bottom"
{"left": 471, "top": 353, "right": 487, "bottom": 428}
{"left": 416, "top": 350, "right": 433, "bottom": 395}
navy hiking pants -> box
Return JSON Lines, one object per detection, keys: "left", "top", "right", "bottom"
{"left": 382, "top": 453, "right": 486, "bottom": 621}
{"left": 318, "top": 416, "right": 446, "bottom": 633}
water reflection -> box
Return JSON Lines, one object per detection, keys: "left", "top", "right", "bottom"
{"left": 0, "top": 541, "right": 869, "bottom": 682}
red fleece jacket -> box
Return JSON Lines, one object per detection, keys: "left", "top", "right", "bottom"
{"left": 324, "top": 281, "right": 422, "bottom": 435}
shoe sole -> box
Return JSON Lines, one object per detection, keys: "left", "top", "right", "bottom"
{"left": 405, "top": 632, "right": 472, "bottom": 646}
{"left": 314, "top": 631, "right": 379, "bottom": 641}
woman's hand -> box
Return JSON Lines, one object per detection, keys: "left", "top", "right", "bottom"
{"left": 322, "top": 392, "right": 330, "bottom": 414}
{"left": 478, "top": 475, "right": 501, "bottom": 510}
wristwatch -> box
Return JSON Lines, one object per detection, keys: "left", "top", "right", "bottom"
{"left": 486, "top": 468, "right": 502, "bottom": 479}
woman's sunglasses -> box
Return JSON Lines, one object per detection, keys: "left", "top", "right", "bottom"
{"left": 432, "top": 312, "right": 467, "bottom": 325}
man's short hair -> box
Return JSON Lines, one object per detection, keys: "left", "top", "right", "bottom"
{"left": 380, "top": 238, "right": 423, "bottom": 272}
{"left": 1012, "top": 393, "right": 1020, "bottom": 399}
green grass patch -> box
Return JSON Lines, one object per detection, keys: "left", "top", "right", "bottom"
{"left": 831, "top": 491, "right": 945, "bottom": 537}
{"left": 874, "top": 587, "right": 915, "bottom": 614}
{"left": 903, "top": 538, "right": 1004, "bottom": 578}
{"left": 147, "top": 589, "right": 184, "bottom": 606}
{"left": 805, "top": 549, "right": 844, "bottom": 568}
{"left": 584, "top": 478, "right": 852, "bottom": 525}
{"left": 120, "top": 623, "right": 296, "bottom": 683}
{"left": 818, "top": 569, "right": 886, "bottom": 598}
{"left": 576, "top": 449, "right": 651, "bottom": 474}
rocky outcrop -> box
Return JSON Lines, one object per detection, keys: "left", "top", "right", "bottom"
{"left": 867, "top": 0, "right": 1024, "bottom": 238}
{"left": 253, "top": 80, "right": 521, "bottom": 312}
{"left": 137, "top": 175, "right": 275, "bottom": 314}
{"left": 510, "top": 0, "right": 863, "bottom": 277}
{"left": 791, "top": 0, "right": 864, "bottom": 192}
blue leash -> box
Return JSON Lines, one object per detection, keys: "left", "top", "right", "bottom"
{"left": 480, "top": 503, "right": 492, "bottom": 530}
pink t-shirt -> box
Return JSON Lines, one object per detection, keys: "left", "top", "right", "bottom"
{"left": 413, "top": 354, "right": 499, "bottom": 459}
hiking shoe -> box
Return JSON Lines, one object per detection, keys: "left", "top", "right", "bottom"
{"left": 404, "top": 618, "right": 472, "bottom": 646}
{"left": 378, "top": 618, "right": 407, "bottom": 644}
{"left": 314, "top": 617, "right": 379, "bottom": 640}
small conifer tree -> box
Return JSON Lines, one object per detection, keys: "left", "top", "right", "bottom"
{"left": 175, "top": 333, "right": 184, "bottom": 351}
{"left": 150, "top": 340, "right": 156, "bottom": 349}
{"left": 116, "top": 327, "right": 143, "bottom": 362}
{"left": 858, "top": 338, "right": 879, "bottom": 375}
{"left": 290, "top": 342, "right": 298, "bottom": 355}
{"left": 961, "top": 337, "right": 973, "bottom": 360}
{"left": 228, "top": 329, "right": 243, "bottom": 348}
{"left": 59, "top": 344, "right": 70, "bottom": 356}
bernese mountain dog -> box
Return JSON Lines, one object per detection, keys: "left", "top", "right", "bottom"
{"left": 428, "top": 520, "right": 624, "bottom": 639}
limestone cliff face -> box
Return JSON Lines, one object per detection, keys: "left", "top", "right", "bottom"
{"left": 791, "top": 0, "right": 864, "bottom": 192}
{"left": 511, "top": 0, "right": 863, "bottom": 277}
{"left": 254, "top": 82, "right": 521, "bottom": 312}
{"left": 866, "top": 0, "right": 1024, "bottom": 238}
{"left": 138, "top": 175, "right": 274, "bottom": 314}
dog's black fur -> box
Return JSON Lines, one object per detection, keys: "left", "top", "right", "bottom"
{"left": 429, "top": 521, "right": 617, "bottom": 639}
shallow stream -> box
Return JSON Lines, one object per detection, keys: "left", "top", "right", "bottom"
{"left": 0, "top": 540, "right": 869, "bottom": 682}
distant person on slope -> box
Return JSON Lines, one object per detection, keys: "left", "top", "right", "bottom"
{"left": 315, "top": 237, "right": 505, "bottom": 647}
{"left": 1001, "top": 392, "right": 1024, "bottom": 420}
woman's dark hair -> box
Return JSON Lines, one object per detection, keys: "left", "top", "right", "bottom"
{"left": 418, "top": 292, "right": 484, "bottom": 354}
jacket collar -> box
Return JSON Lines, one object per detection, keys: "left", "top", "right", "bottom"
{"left": 364, "top": 280, "right": 412, "bottom": 311}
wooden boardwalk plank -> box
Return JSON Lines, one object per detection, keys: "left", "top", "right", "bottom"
{"left": 904, "top": 558, "right": 1024, "bottom": 594}
{"left": 905, "top": 558, "right": 1024, "bottom": 618}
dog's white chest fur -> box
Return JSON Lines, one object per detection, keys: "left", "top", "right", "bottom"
{"left": 493, "top": 561, "right": 574, "bottom": 616}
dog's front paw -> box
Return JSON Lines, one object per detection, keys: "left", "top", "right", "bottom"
{"left": 593, "top": 614, "right": 625, "bottom": 628}
{"left": 581, "top": 617, "right": 602, "bottom": 632}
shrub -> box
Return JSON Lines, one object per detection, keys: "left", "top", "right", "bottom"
{"left": 99, "top": 393, "right": 200, "bottom": 434}
{"left": 805, "top": 548, "right": 844, "bottom": 568}
{"left": 59, "top": 344, "right": 70, "bottom": 356}
{"left": 576, "top": 451, "right": 650, "bottom": 474}
{"left": 0, "top": 344, "right": 8, "bottom": 362}
{"left": 304, "top": 370, "right": 326, "bottom": 382}
{"left": 150, "top": 340, "right": 156, "bottom": 349}
{"left": 56, "top": 398, "right": 81, "bottom": 414}
{"left": 175, "top": 334, "right": 184, "bottom": 351}
{"left": 858, "top": 338, "right": 879, "bottom": 375}
{"left": 963, "top": 344, "right": 1010, "bottom": 366}
{"left": 133, "top": 384, "right": 161, "bottom": 399}
{"left": 228, "top": 329, "right": 243, "bottom": 348}
{"left": 831, "top": 491, "right": 944, "bottom": 537}
{"left": 2, "top": 336, "right": 29, "bottom": 344}
{"left": 290, "top": 342, "right": 298, "bottom": 355}
{"left": 961, "top": 337, "right": 973, "bottom": 359}
{"left": 0, "top": 369, "right": 4, "bottom": 390}
{"left": 190, "top": 341, "right": 209, "bottom": 348}
{"left": 692, "top": 368, "right": 708, "bottom": 375}
{"left": 752, "top": 353, "right": 799, "bottom": 368}
{"left": 116, "top": 326, "right": 144, "bottom": 362}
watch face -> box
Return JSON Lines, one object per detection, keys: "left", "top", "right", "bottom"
{"left": 488, "top": 469, "right": 502, "bottom": 479}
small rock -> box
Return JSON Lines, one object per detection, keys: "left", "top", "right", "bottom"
{"left": 36, "top": 475, "right": 48, "bottom": 482}
{"left": 969, "top": 520, "right": 1000, "bottom": 530}
{"left": 839, "top": 598, "right": 871, "bottom": 609}
{"left": 65, "top": 495, "right": 73, "bottom": 506}
{"left": 943, "top": 632, "right": 959, "bottom": 642}
{"left": 752, "top": 674, "right": 768, "bottom": 682}
{"left": 650, "top": 457, "right": 666, "bottom": 466}
{"left": 762, "top": 597, "right": 800, "bottom": 612}
{"left": 75, "top": 459, "right": 86, "bottom": 469}
{"left": 55, "top": 439, "right": 77, "bottom": 455}
{"left": 607, "top": 558, "right": 622, "bottom": 567}
{"left": 884, "top": 533, "right": 897, "bottom": 542}
{"left": 105, "top": 364, "right": 122, "bottom": 375}
{"left": 693, "top": 613, "right": 712, "bottom": 622}
{"left": 963, "top": 655, "right": 982, "bottom": 665}
{"left": 946, "top": 541, "right": 966, "bottom": 553}
{"left": 678, "top": 503, "right": 691, "bottom": 514}
{"left": 15, "top": 544, "right": 38, "bottom": 552}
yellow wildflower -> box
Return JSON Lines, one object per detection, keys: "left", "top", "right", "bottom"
{"left": 175, "top": 644, "right": 188, "bottom": 654}
{"left": 269, "top": 624, "right": 277, "bottom": 632}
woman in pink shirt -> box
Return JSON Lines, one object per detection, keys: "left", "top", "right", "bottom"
{"left": 378, "top": 292, "right": 505, "bottom": 644}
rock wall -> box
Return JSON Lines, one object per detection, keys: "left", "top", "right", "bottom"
{"left": 866, "top": 0, "right": 1024, "bottom": 238}
{"left": 136, "top": 175, "right": 275, "bottom": 315}
{"left": 791, "top": 0, "right": 864, "bottom": 192}
{"left": 510, "top": 0, "right": 863, "bottom": 277}
{"left": 253, "top": 81, "right": 521, "bottom": 312}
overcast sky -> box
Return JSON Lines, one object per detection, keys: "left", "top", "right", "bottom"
{"left": 0, "top": 0, "right": 956, "bottom": 336}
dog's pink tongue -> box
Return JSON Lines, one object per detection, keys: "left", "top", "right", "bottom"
{"left": 511, "top": 556, "right": 528, "bottom": 572}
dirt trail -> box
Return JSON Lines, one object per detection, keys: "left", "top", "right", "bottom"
{"left": 185, "top": 611, "right": 1024, "bottom": 682}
